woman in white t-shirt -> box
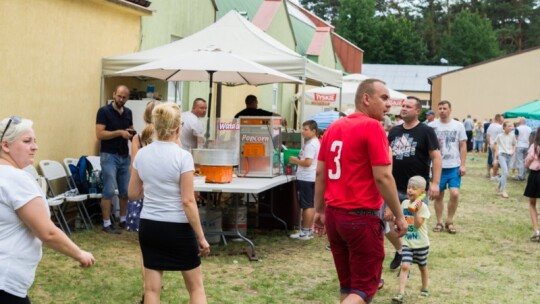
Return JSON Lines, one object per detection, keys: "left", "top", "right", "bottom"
{"left": 493, "top": 121, "right": 517, "bottom": 198}
{"left": 0, "top": 116, "right": 95, "bottom": 303}
{"left": 128, "top": 103, "right": 209, "bottom": 304}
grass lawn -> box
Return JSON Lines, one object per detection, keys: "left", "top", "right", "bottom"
{"left": 30, "top": 153, "right": 540, "bottom": 303}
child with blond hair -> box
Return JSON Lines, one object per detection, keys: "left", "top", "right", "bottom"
{"left": 392, "top": 176, "right": 430, "bottom": 303}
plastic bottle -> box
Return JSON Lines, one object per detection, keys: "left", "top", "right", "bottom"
{"left": 146, "top": 85, "right": 154, "bottom": 98}
{"left": 89, "top": 171, "right": 97, "bottom": 194}
{"left": 408, "top": 193, "right": 426, "bottom": 213}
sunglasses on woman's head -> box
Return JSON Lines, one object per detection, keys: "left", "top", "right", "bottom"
{"left": 1, "top": 116, "right": 22, "bottom": 142}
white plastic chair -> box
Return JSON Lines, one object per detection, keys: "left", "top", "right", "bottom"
{"left": 23, "top": 165, "right": 71, "bottom": 235}
{"left": 86, "top": 156, "right": 101, "bottom": 171}
{"left": 63, "top": 157, "right": 102, "bottom": 200}
{"left": 39, "top": 160, "right": 93, "bottom": 230}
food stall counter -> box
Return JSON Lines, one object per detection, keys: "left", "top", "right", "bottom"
{"left": 194, "top": 175, "right": 296, "bottom": 261}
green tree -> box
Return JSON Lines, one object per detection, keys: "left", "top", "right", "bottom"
{"left": 483, "top": 0, "right": 539, "bottom": 53}
{"left": 335, "top": 0, "right": 378, "bottom": 58}
{"left": 299, "top": 0, "right": 340, "bottom": 24}
{"left": 414, "top": 0, "right": 447, "bottom": 64}
{"left": 369, "top": 15, "right": 427, "bottom": 64}
{"left": 440, "top": 10, "right": 502, "bottom": 66}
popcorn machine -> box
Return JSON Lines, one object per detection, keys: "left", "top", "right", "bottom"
{"left": 238, "top": 116, "right": 281, "bottom": 177}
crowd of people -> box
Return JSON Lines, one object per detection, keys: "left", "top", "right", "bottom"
{"left": 2, "top": 82, "right": 540, "bottom": 304}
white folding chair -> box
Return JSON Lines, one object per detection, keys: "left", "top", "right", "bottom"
{"left": 39, "top": 160, "right": 94, "bottom": 230}
{"left": 23, "top": 165, "right": 71, "bottom": 235}
{"left": 86, "top": 156, "right": 101, "bottom": 171}
{"left": 63, "top": 157, "right": 102, "bottom": 200}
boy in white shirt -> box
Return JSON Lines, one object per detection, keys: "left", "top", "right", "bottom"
{"left": 392, "top": 176, "right": 431, "bottom": 303}
{"left": 288, "top": 120, "right": 320, "bottom": 240}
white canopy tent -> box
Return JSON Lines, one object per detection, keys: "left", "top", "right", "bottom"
{"left": 102, "top": 10, "right": 342, "bottom": 87}
{"left": 298, "top": 74, "right": 407, "bottom": 115}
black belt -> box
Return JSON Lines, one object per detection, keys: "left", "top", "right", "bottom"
{"left": 347, "top": 209, "right": 379, "bottom": 216}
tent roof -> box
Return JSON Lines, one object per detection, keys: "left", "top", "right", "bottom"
{"left": 102, "top": 10, "right": 342, "bottom": 87}
{"left": 503, "top": 100, "right": 540, "bottom": 120}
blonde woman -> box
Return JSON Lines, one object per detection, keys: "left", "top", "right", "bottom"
{"left": 128, "top": 103, "right": 209, "bottom": 304}
{"left": 126, "top": 100, "right": 161, "bottom": 232}
{"left": 0, "top": 116, "right": 95, "bottom": 303}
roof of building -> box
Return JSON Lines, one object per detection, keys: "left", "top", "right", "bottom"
{"left": 429, "top": 45, "right": 540, "bottom": 80}
{"left": 215, "top": 0, "right": 262, "bottom": 20}
{"left": 252, "top": 0, "right": 282, "bottom": 31}
{"left": 287, "top": 4, "right": 315, "bottom": 55}
{"left": 361, "top": 64, "right": 462, "bottom": 92}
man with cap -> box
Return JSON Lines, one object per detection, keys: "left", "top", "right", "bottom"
{"left": 424, "top": 110, "right": 435, "bottom": 125}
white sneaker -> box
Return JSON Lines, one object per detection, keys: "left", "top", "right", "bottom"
{"left": 289, "top": 231, "right": 303, "bottom": 239}
{"left": 490, "top": 176, "right": 500, "bottom": 182}
{"left": 290, "top": 231, "right": 313, "bottom": 240}
{"left": 297, "top": 233, "right": 313, "bottom": 240}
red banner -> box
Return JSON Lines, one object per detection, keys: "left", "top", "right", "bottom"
{"left": 313, "top": 93, "right": 337, "bottom": 102}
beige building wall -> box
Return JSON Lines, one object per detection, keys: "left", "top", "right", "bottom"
{"left": 430, "top": 48, "right": 540, "bottom": 121}
{"left": 0, "top": 0, "right": 148, "bottom": 165}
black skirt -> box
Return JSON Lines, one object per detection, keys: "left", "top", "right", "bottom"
{"left": 139, "top": 219, "right": 200, "bottom": 271}
{"left": 524, "top": 170, "right": 540, "bottom": 198}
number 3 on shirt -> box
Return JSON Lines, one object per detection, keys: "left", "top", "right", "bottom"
{"left": 329, "top": 140, "right": 343, "bottom": 179}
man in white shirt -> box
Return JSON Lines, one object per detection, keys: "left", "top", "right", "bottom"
{"left": 180, "top": 98, "right": 207, "bottom": 152}
{"left": 486, "top": 114, "right": 504, "bottom": 179}
{"left": 429, "top": 100, "right": 467, "bottom": 234}
{"left": 514, "top": 117, "right": 532, "bottom": 181}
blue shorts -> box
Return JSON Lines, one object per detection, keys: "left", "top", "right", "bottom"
{"left": 439, "top": 167, "right": 461, "bottom": 191}
{"left": 100, "top": 152, "right": 130, "bottom": 199}
{"left": 296, "top": 180, "right": 314, "bottom": 209}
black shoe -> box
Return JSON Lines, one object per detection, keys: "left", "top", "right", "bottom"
{"left": 389, "top": 251, "right": 402, "bottom": 270}
{"left": 118, "top": 221, "right": 127, "bottom": 229}
{"left": 102, "top": 225, "right": 121, "bottom": 234}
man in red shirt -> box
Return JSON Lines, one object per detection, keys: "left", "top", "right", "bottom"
{"left": 314, "top": 79, "right": 408, "bottom": 304}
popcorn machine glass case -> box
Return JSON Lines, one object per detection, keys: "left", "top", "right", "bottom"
{"left": 239, "top": 116, "right": 281, "bottom": 177}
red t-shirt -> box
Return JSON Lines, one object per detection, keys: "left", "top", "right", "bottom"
{"left": 318, "top": 112, "right": 391, "bottom": 210}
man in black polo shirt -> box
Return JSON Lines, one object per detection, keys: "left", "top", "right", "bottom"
{"left": 234, "top": 95, "right": 286, "bottom": 127}
{"left": 386, "top": 96, "right": 442, "bottom": 270}
{"left": 96, "top": 85, "right": 134, "bottom": 234}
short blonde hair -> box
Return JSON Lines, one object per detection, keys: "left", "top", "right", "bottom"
{"left": 408, "top": 175, "right": 427, "bottom": 190}
{"left": 0, "top": 116, "right": 33, "bottom": 143}
{"left": 152, "top": 103, "right": 181, "bottom": 141}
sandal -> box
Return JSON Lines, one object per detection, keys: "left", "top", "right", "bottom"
{"left": 420, "top": 288, "right": 429, "bottom": 297}
{"left": 445, "top": 222, "right": 457, "bottom": 234}
{"left": 433, "top": 223, "right": 444, "bottom": 232}
{"left": 378, "top": 278, "right": 384, "bottom": 290}
{"left": 392, "top": 293, "right": 404, "bottom": 303}
{"left": 530, "top": 232, "right": 540, "bottom": 242}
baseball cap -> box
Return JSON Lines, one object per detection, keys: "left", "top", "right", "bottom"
{"left": 426, "top": 110, "right": 435, "bottom": 115}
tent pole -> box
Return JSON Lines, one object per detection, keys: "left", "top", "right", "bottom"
{"left": 338, "top": 85, "right": 343, "bottom": 112}
{"left": 300, "top": 75, "right": 306, "bottom": 147}
{"left": 205, "top": 71, "right": 215, "bottom": 147}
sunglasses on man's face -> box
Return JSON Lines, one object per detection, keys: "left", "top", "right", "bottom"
{"left": 1, "top": 116, "right": 22, "bottom": 142}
